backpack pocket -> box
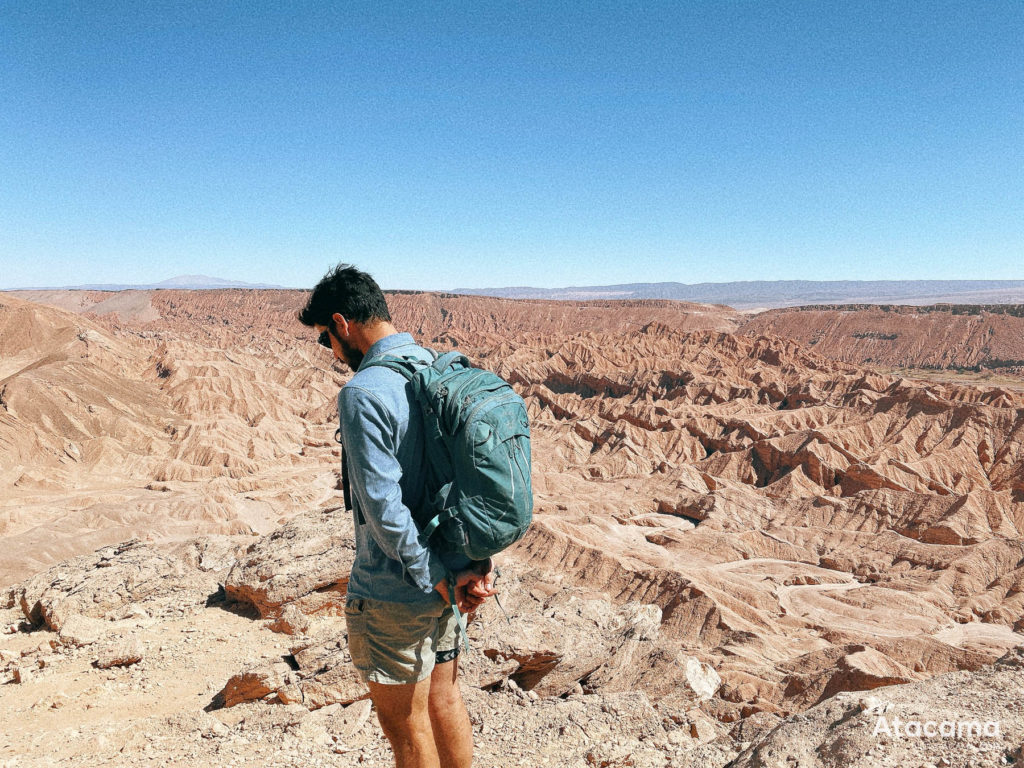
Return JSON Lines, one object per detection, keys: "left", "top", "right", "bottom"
{"left": 452, "top": 396, "right": 532, "bottom": 559}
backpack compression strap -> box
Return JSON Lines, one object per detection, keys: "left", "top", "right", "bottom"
{"left": 445, "top": 568, "right": 470, "bottom": 652}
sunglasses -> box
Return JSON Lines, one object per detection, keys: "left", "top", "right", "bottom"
{"left": 318, "top": 329, "right": 332, "bottom": 349}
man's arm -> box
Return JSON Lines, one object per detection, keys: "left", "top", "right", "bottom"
{"left": 339, "top": 385, "right": 447, "bottom": 595}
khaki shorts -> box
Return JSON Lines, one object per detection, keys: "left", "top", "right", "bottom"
{"left": 344, "top": 595, "right": 461, "bottom": 685}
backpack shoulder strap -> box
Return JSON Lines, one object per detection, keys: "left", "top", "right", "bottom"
{"left": 361, "top": 352, "right": 434, "bottom": 380}
{"left": 432, "top": 350, "right": 470, "bottom": 372}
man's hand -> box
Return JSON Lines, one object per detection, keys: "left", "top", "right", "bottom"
{"left": 435, "top": 559, "right": 498, "bottom": 613}
{"left": 454, "top": 561, "right": 498, "bottom": 613}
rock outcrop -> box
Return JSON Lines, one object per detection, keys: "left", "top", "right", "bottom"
{"left": 224, "top": 507, "right": 355, "bottom": 618}
{"left": 730, "top": 647, "right": 1024, "bottom": 768}
{"left": 15, "top": 540, "right": 207, "bottom": 631}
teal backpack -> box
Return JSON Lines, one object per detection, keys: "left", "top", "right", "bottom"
{"left": 363, "top": 350, "right": 533, "bottom": 565}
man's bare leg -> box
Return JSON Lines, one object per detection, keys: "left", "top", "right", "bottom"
{"left": 428, "top": 658, "right": 473, "bottom": 768}
{"left": 369, "top": 677, "right": 440, "bottom": 768}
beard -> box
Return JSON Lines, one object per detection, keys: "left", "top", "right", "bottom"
{"left": 338, "top": 337, "right": 364, "bottom": 372}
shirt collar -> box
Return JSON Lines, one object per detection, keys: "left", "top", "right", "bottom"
{"left": 357, "top": 332, "right": 417, "bottom": 371}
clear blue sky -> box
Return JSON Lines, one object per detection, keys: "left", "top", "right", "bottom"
{"left": 1, "top": 1, "right": 1021, "bottom": 290}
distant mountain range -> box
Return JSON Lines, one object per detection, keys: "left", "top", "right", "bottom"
{"left": 451, "top": 280, "right": 1024, "bottom": 310}
{"left": 6, "top": 275, "right": 285, "bottom": 291}
{"left": 8, "top": 277, "right": 1024, "bottom": 310}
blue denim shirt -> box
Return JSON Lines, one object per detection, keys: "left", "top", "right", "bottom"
{"left": 337, "top": 333, "right": 449, "bottom": 604}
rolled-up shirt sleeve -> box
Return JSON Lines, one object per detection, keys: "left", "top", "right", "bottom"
{"left": 338, "top": 384, "right": 447, "bottom": 595}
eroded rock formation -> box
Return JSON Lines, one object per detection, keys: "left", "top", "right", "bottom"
{"left": 2, "top": 289, "right": 1022, "bottom": 767}
{"left": 742, "top": 303, "right": 1024, "bottom": 376}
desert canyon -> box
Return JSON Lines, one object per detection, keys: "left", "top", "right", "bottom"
{"left": 2, "top": 289, "right": 1023, "bottom": 768}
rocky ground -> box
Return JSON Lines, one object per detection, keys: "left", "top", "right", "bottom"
{"left": 2, "top": 515, "right": 1021, "bottom": 767}
{"left": 0, "top": 528, "right": 739, "bottom": 768}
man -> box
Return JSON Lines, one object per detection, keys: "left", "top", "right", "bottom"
{"left": 299, "top": 264, "right": 496, "bottom": 768}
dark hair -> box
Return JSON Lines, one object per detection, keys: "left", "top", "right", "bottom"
{"left": 298, "top": 264, "right": 392, "bottom": 327}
